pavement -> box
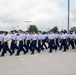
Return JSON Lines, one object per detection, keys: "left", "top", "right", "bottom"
{"left": 0, "top": 48, "right": 76, "bottom": 75}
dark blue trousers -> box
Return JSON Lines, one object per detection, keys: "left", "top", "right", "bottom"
{"left": 42, "top": 39, "right": 47, "bottom": 49}
{"left": 75, "top": 39, "right": 76, "bottom": 45}
{"left": 0, "top": 41, "right": 2, "bottom": 52}
{"left": 63, "top": 39, "right": 67, "bottom": 51}
{"left": 11, "top": 40, "right": 18, "bottom": 53}
{"left": 1, "top": 42, "right": 12, "bottom": 56}
{"left": 26, "top": 40, "right": 30, "bottom": 52}
{"left": 60, "top": 39, "right": 67, "bottom": 51}
{"left": 56, "top": 38, "right": 60, "bottom": 47}
{"left": 49, "top": 39, "right": 54, "bottom": 53}
{"left": 16, "top": 41, "right": 26, "bottom": 55}
{"left": 70, "top": 39, "right": 75, "bottom": 49}
{"left": 38, "top": 40, "right": 42, "bottom": 53}
{"left": 30, "top": 40, "right": 36, "bottom": 54}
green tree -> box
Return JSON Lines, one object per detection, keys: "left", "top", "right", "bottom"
{"left": 28, "top": 25, "right": 38, "bottom": 32}
{"left": 70, "top": 26, "right": 76, "bottom": 32}
{"left": 51, "top": 26, "right": 58, "bottom": 33}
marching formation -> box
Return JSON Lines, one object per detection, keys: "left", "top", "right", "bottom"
{"left": 0, "top": 30, "right": 76, "bottom": 57}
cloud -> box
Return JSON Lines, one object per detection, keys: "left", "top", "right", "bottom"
{"left": 0, "top": 0, "right": 75, "bottom": 31}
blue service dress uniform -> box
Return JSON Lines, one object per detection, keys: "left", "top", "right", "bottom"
{"left": 16, "top": 34, "right": 26, "bottom": 55}
{"left": 69, "top": 34, "right": 75, "bottom": 49}
{"left": 26, "top": 33, "right": 31, "bottom": 53}
{"left": 11, "top": 33, "right": 18, "bottom": 53}
{"left": 30, "top": 34, "right": 37, "bottom": 54}
{"left": 0, "top": 34, "right": 3, "bottom": 52}
{"left": 74, "top": 33, "right": 76, "bottom": 46}
{"left": 41, "top": 34, "right": 47, "bottom": 50}
{"left": 1, "top": 34, "right": 12, "bottom": 56}
{"left": 48, "top": 33, "right": 55, "bottom": 53}
{"left": 37, "top": 33, "right": 42, "bottom": 53}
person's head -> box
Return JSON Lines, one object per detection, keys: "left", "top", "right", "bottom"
{"left": 30, "top": 32, "right": 32, "bottom": 35}
{"left": 49, "top": 30, "right": 53, "bottom": 34}
{"left": 10, "top": 31, "right": 13, "bottom": 34}
{"left": 18, "top": 30, "right": 22, "bottom": 34}
{"left": 42, "top": 31, "right": 46, "bottom": 34}
{"left": 70, "top": 31, "right": 73, "bottom": 34}
{"left": 0, "top": 31, "right": 1, "bottom": 34}
{"left": 13, "top": 30, "right": 16, "bottom": 34}
{"left": 61, "top": 31, "right": 63, "bottom": 34}
{"left": 22, "top": 31, "right": 25, "bottom": 34}
{"left": 33, "top": 31, "right": 36, "bottom": 34}
{"left": 58, "top": 32, "right": 60, "bottom": 34}
{"left": 75, "top": 31, "right": 76, "bottom": 34}
{"left": 23, "top": 31, "right": 26, "bottom": 34}
{"left": 64, "top": 30, "right": 67, "bottom": 34}
{"left": 26, "top": 31, "right": 29, "bottom": 35}
{"left": 1, "top": 31, "right": 3, "bottom": 34}
{"left": 3, "top": 31, "right": 8, "bottom": 35}
{"left": 55, "top": 31, "right": 58, "bottom": 34}
{"left": 38, "top": 31, "right": 41, "bottom": 34}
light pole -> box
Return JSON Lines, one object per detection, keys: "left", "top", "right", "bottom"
{"left": 17, "top": 25, "right": 19, "bottom": 31}
{"left": 25, "top": 21, "right": 31, "bottom": 30}
{"left": 68, "top": 0, "right": 70, "bottom": 32}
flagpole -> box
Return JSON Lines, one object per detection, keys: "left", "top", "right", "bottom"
{"left": 68, "top": 0, "right": 70, "bottom": 32}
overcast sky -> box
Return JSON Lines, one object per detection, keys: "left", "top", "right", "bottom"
{"left": 0, "top": 0, "right": 76, "bottom": 31}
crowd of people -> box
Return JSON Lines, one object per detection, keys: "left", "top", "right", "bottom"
{"left": 0, "top": 30, "right": 76, "bottom": 57}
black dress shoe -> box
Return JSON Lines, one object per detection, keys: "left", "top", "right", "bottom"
{"left": 59, "top": 49, "right": 61, "bottom": 50}
{"left": 0, "top": 55, "right": 4, "bottom": 57}
{"left": 41, "top": 48, "right": 44, "bottom": 50}
{"left": 49, "top": 51, "right": 52, "bottom": 53}
{"left": 15, "top": 54, "right": 19, "bottom": 56}
{"left": 63, "top": 51, "right": 66, "bottom": 52}
{"left": 10, "top": 53, "right": 13, "bottom": 56}
{"left": 24, "top": 52, "right": 27, "bottom": 55}
{"left": 72, "top": 48, "right": 75, "bottom": 49}
{"left": 25, "top": 51, "right": 28, "bottom": 54}
{"left": 46, "top": 47, "right": 48, "bottom": 49}
{"left": 30, "top": 53, "right": 34, "bottom": 55}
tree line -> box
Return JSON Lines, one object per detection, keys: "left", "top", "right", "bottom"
{"left": 28, "top": 25, "right": 76, "bottom": 32}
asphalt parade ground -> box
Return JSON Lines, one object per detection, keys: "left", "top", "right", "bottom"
{"left": 0, "top": 48, "right": 76, "bottom": 75}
